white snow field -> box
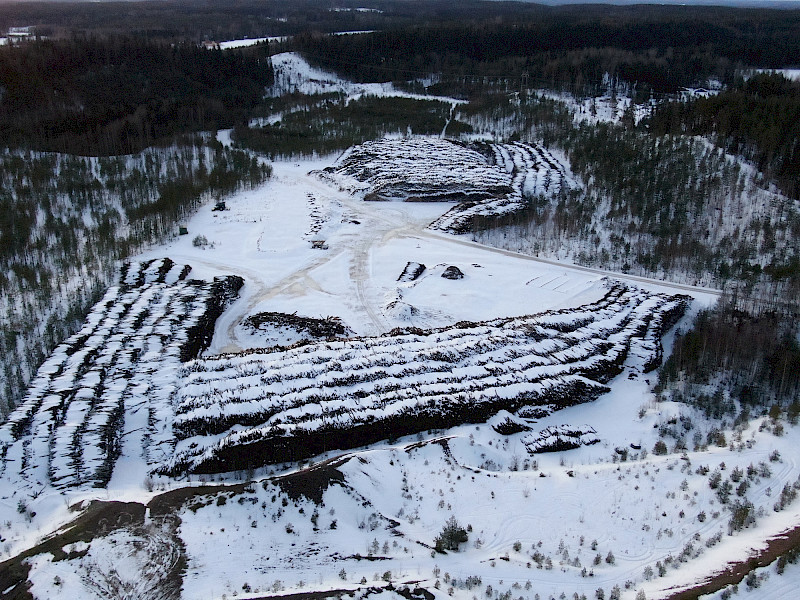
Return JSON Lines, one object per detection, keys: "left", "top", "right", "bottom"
{"left": 2, "top": 53, "right": 798, "bottom": 600}
{"left": 3, "top": 149, "right": 798, "bottom": 600}
{"left": 754, "top": 68, "right": 800, "bottom": 82}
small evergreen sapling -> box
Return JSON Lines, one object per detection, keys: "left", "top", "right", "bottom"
{"left": 435, "top": 515, "right": 469, "bottom": 552}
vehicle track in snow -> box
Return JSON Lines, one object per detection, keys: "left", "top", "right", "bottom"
{"left": 161, "top": 163, "right": 720, "bottom": 357}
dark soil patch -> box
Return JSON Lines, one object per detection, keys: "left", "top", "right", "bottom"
{"left": 151, "top": 455, "right": 350, "bottom": 516}
{"left": 273, "top": 455, "right": 349, "bottom": 503}
{"left": 147, "top": 483, "right": 249, "bottom": 517}
{"left": 0, "top": 558, "right": 31, "bottom": 600}
{"left": 0, "top": 501, "right": 145, "bottom": 600}
{"left": 664, "top": 523, "right": 800, "bottom": 599}
{"left": 0, "top": 459, "right": 358, "bottom": 600}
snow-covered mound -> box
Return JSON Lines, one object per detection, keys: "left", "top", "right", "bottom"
{"left": 432, "top": 141, "right": 570, "bottom": 233}
{"left": 163, "top": 283, "right": 688, "bottom": 475}
{"left": 319, "top": 137, "right": 571, "bottom": 233}
{"left": 0, "top": 259, "right": 241, "bottom": 489}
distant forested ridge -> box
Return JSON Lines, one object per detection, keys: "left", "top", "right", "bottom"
{"left": 293, "top": 7, "right": 800, "bottom": 96}
{"left": 0, "top": 36, "right": 273, "bottom": 155}
{"left": 0, "top": 0, "right": 406, "bottom": 42}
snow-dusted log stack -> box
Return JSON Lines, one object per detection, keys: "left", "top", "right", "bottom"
{"left": 163, "top": 283, "right": 688, "bottom": 475}
{"left": 325, "top": 138, "right": 512, "bottom": 203}
{"left": 319, "top": 137, "right": 570, "bottom": 234}
{"left": 0, "top": 259, "right": 241, "bottom": 489}
{"left": 432, "top": 142, "right": 568, "bottom": 233}
{"left": 523, "top": 425, "right": 600, "bottom": 453}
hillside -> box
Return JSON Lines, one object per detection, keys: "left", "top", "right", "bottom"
{"left": 1, "top": 7, "right": 800, "bottom": 600}
{"left": 1, "top": 142, "right": 797, "bottom": 600}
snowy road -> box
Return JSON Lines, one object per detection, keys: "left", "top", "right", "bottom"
{"left": 420, "top": 229, "right": 724, "bottom": 298}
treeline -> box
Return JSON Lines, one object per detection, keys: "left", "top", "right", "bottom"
{"left": 293, "top": 7, "right": 800, "bottom": 96}
{"left": 562, "top": 124, "right": 744, "bottom": 279}
{"left": 651, "top": 73, "right": 800, "bottom": 199}
{"left": 234, "top": 95, "right": 453, "bottom": 158}
{"left": 0, "top": 0, "right": 404, "bottom": 42}
{"left": 0, "top": 36, "right": 273, "bottom": 155}
{"left": 657, "top": 295, "right": 800, "bottom": 420}
{"left": 456, "top": 92, "right": 574, "bottom": 145}
{"left": 459, "top": 92, "right": 800, "bottom": 426}
{"left": 0, "top": 139, "right": 271, "bottom": 415}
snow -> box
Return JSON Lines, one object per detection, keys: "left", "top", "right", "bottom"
{"left": 215, "top": 128, "right": 233, "bottom": 147}
{"left": 755, "top": 69, "right": 800, "bottom": 82}
{"left": 2, "top": 149, "right": 797, "bottom": 598}
{"left": 27, "top": 524, "right": 181, "bottom": 600}
{"left": 539, "top": 91, "right": 644, "bottom": 126}
{"left": 1, "top": 59, "right": 796, "bottom": 599}
{"left": 700, "top": 556, "right": 800, "bottom": 599}
{"left": 269, "top": 52, "right": 467, "bottom": 106}
{"left": 160, "top": 409, "right": 800, "bottom": 600}
{"left": 218, "top": 31, "right": 373, "bottom": 50}
{"left": 218, "top": 36, "right": 285, "bottom": 49}
{"left": 320, "top": 137, "right": 574, "bottom": 234}
{"left": 164, "top": 281, "right": 686, "bottom": 474}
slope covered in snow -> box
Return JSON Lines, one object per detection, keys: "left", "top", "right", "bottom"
{"left": 1, "top": 132, "right": 796, "bottom": 600}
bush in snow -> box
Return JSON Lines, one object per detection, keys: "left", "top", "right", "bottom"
{"left": 728, "top": 499, "right": 756, "bottom": 534}
{"left": 435, "top": 516, "right": 469, "bottom": 552}
{"left": 652, "top": 440, "right": 668, "bottom": 455}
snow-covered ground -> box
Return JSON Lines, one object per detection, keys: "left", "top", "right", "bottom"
{"left": 269, "top": 52, "right": 467, "bottom": 106}
{"left": 6, "top": 150, "right": 796, "bottom": 600}
{"left": 218, "top": 36, "right": 286, "bottom": 49}
{"left": 3, "top": 51, "right": 798, "bottom": 600}
{"left": 754, "top": 68, "right": 800, "bottom": 82}
{"left": 218, "top": 31, "right": 373, "bottom": 50}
